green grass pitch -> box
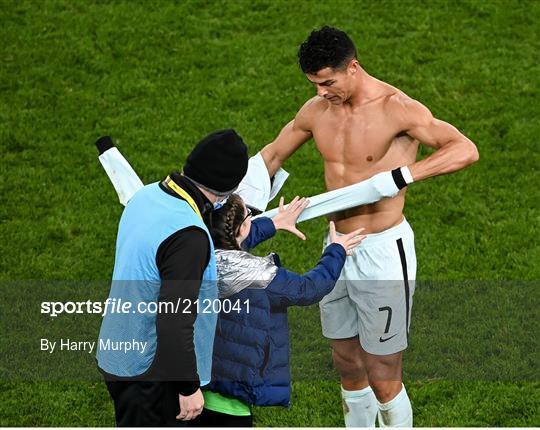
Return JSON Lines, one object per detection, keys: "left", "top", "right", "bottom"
{"left": 1, "top": 0, "right": 539, "bottom": 426}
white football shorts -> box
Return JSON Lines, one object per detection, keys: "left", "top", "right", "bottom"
{"left": 319, "top": 218, "right": 417, "bottom": 355}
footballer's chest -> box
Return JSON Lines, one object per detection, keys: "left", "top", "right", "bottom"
{"left": 312, "top": 106, "right": 399, "bottom": 165}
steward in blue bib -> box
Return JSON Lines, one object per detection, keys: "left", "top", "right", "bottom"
{"left": 96, "top": 129, "right": 249, "bottom": 427}
{"left": 97, "top": 174, "right": 217, "bottom": 391}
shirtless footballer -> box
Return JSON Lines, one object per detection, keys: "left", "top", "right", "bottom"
{"left": 260, "top": 27, "right": 479, "bottom": 427}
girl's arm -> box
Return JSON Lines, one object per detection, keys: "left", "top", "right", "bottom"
{"left": 266, "top": 243, "right": 346, "bottom": 307}
{"left": 241, "top": 217, "right": 276, "bottom": 250}
{"left": 266, "top": 223, "right": 365, "bottom": 307}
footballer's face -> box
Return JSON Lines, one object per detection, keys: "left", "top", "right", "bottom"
{"left": 306, "top": 60, "right": 358, "bottom": 105}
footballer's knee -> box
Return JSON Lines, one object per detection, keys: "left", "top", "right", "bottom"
{"left": 362, "top": 351, "right": 403, "bottom": 402}
{"left": 369, "top": 380, "right": 402, "bottom": 403}
{"left": 331, "top": 344, "right": 368, "bottom": 388}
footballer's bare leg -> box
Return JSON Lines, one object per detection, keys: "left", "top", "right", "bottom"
{"left": 362, "top": 348, "right": 413, "bottom": 427}
{"left": 331, "top": 337, "right": 378, "bottom": 427}
{"left": 362, "top": 349, "right": 403, "bottom": 401}
{"left": 333, "top": 339, "right": 413, "bottom": 427}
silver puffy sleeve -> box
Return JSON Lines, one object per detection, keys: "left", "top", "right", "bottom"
{"left": 215, "top": 249, "right": 279, "bottom": 299}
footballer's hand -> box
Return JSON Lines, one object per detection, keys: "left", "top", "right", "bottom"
{"left": 176, "top": 389, "right": 204, "bottom": 421}
{"left": 272, "top": 196, "right": 310, "bottom": 240}
{"left": 329, "top": 221, "right": 366, "bottom": 256}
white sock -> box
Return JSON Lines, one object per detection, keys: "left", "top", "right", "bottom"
{"left": 341, "top": 385, "right": 378, "bottom": 427}
{"left": 377, "top": 384, "right": 413, "bottom": 427}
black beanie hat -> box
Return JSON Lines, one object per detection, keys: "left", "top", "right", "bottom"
{"left": 183, "top": 129, "right": 249, "bottom": 194}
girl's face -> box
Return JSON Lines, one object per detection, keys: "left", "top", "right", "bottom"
{"left": 235, "top": 202, "right": 253, "bottom": 246}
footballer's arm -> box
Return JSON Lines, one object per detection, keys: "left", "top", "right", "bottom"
{"left": 394, "top": 95, "right": 479, "bottom": 181}
{"left": 261, "top": 100, "right": 315, "bottom": 177}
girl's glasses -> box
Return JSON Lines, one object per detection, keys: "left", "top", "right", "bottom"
{"left": 236, "top": 207, "right": 252, "bottom": 235}
{"left": 242, "top": 207, "right": 252, "bottom": 223}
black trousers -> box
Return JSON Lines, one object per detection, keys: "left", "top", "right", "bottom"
{"left": 189, "top": 408, "right": 253, "bottom": 427}
{"left": 106, "top": 381, "right": 189, "bottom": 427}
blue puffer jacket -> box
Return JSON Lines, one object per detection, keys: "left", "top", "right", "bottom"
{"left": 208, "top": 217, "right": 346, "bottom": 407}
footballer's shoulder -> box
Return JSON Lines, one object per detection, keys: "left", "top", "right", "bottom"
{"left": 296, "top": 96, "right": 328, "bottom": 124}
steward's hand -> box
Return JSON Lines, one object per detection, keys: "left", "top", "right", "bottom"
{"left": 177, "top": 388, "right": 204, "bottom": 421}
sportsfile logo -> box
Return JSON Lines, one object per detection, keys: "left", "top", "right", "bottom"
{"left": 41, "top": 298, "right": 250, "bottom": 317}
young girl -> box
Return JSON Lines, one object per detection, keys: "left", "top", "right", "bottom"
{"left": 191, "top": 194, "right": 365, "bottom": 427}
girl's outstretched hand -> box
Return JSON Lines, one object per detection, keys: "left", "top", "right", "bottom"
{"left": 329, "top": 221, "right": 366, "bottom": 255}
{"left": 272, "top": 196, "right": 310, "bottom": 240}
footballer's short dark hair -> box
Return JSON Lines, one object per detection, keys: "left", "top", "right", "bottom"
{"left": 298, "top": 26, "right": 357, "bottom": 74}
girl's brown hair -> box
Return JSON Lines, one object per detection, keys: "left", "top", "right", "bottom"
{"left": 210, "top": 193, "right": 246, "bottom": 250}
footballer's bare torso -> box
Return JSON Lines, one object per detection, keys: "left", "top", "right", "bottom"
{"left": 300, "top": 80, "right": 419, "bottom": 234}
